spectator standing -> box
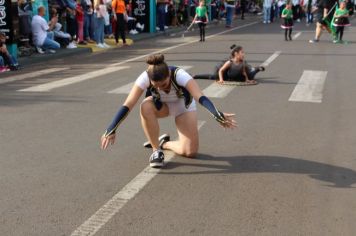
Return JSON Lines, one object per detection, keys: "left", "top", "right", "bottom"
{"left": 66, "top": 0, "right": 78, "bottom": 46}
{"left": 81, "top": 0, "right": 95, "bottom": 43}
{"left": 94, "top": 0, "right": 110, "bottom": 48}
{"left": 18, "top": 0, "right": 32, "bottom": 41}
{"left": 76, "top": 0, "right": 86, "bottom": 44}
{"left": 304, "top": 0, "right": 316, "bottom": 24}
{"left": 31, "top": 6, "right": 61, "bottom": 53}
{"left": 240, "top": 0, "right": 246, "bottom": 19}
{"left": 157, "top": 0, "right": 168, "bottom": 31}
{"left": 263, "top": 0, "right": 272, "bottom": 23}
{"left": 177, "top": 4, "right": 188, "bottom": 25}
{"left": 225, "top": 0, "right": 236, "bottom": 27}
{"left": 292, "top": 0, "right": 301, "bottom": 22}
{"left": 270, "top": 0, "right": 279, "bottom": 22}
{"left": 112, "top": 0, "right": 128, "bottom": 45}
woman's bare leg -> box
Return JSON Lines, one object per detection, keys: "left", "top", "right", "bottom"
{"left": 140, "top": 97, "right": 169, "bottom": 151}
{"left": 162, "top": 111, "right": 199, "bottom": 158}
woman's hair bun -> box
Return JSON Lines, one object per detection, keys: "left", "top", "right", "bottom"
{"left": 146, "top": 54, "right": 165, "bottom": 65}
{"left": 230, "top": 44, "right": 237, "bottom": 50}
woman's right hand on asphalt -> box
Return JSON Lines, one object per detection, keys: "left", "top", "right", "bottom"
{"left": 101, "top": 133, "right": 116, "bottom": 149}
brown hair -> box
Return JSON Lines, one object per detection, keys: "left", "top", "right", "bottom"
{"left": 146, "top": 54, "right": 169, "bottom": 82}
{"left": 230, "top": 44, "right": 243, "bottom": 57}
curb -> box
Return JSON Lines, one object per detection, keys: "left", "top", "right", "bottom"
{"left": 18, "top": 47, "right": 92, "bottom": 67}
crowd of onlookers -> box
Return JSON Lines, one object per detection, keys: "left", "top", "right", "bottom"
{"left": 3, "top": 0, "right": 353, "bottom": 73}
{"left": 14, "top": 0, "right": 267, "bottom": 55}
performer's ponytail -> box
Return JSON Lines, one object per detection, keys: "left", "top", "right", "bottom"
{"left": 146, "top": 54, "right": 169, "bottom": 82}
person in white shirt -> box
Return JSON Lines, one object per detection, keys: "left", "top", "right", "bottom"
{"left": 31, "top": 6, "right": 60, "bottom": 53}
{"left": 94, "top": 0, "right": 110, "bottom": 48}
{"left": 101, "top": 54, "right": 236, "bottom": 168}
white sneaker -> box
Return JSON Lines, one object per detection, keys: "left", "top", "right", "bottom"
{"left": 139, "top": 23, "right": 144, "bottom": 30}
{"left": 263, "top": 21, "right": 267, "bottom": 24}
{"left": 103, "top": 43, "right": 111, "bottom": 48}
{"left": 136, "top": 22, "right": 142, "bottom": 28}
{"left": 164, "top": 25, "right": 168, "bottom": 29}
{"left": 67, "top": 42, "right": 77, "bottom": 49}
{"left": 156, "top": 27, "right": 160, "bottom": 31}
{"left": 129, "top": 29, "right": 136, "bottom": 34}
{"left": 36, "top": 47, "right": 44, "bottom": 54}
{"left": 96, "top": 43, "right": 105, "bottom": 48}
{"left": 48, "top": 49, "right": 56, "bottom": 54}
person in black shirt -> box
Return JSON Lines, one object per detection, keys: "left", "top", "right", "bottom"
{"left": 309, "top": 0, "right": 338, "bottom": 43}
{"left": 193, "top": 45, "right": 265, "bottom": 84}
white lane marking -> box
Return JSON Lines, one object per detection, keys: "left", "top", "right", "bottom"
{"left": 70, "top": 121, "right": 206, "bottom": 236}
{"left": 202, "top": 83, "right": 235, "bottom": 98}
{"left": 17, "top": 66, "right": 129, "bottom": 92}
{"left": 261, "top": 51, "right": 281, "bottom": 67}
{"left": 176, "top": 65, "right": 193, "bottom": 71}
{"left": 293, "top": 32, "right": 302, "bottom": 40}
{"left": 0, "top": 68, "right": 69, "bottom": 85}
{"left": 289, "top": 70, "right": 327, "bottom": 103}
{"left": 108, "top": 82, "right": 134, "bottom": 94}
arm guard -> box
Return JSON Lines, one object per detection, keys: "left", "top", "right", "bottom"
{"left": 103, "top": 106, "right": 130, "bottom": 137}
{"left": 198, "top": 96, "right": 226, "bottom": 124}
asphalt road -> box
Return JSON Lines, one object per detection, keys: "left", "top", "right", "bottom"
{"left": 1, "top": 16, "right": 356, "bottom": 236}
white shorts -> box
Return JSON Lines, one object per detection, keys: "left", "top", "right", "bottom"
{"left": 166, "top": 99, "right": 196, "bottom": 117}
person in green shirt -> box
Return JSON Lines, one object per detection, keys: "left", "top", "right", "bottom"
{"left": 192, "top": 0, "right": 209, "bottom": 42}
{"left": 332, "top": 1, "right": 351, "bottom": 43}
{"left": 281, "top": 2, "right": 293, "bottom": 41}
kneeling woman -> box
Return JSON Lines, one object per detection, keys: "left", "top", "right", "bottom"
{"left": 101, "top": 54, "right": 236, "bottom": 168}
{"left": 194, "top": 45, "right": 265, "bottom": 84}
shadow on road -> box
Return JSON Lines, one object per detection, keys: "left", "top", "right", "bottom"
{"left": 162, "top": 154, "right": 356, "bottom": 188}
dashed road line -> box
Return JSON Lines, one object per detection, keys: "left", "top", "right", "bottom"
{"left": 108, "top": 82, "right": 134, "bottom": 94}
{"left": 0, "top": 68, "right": 69, "bottom": 85}
{"left": 18, "top": 66, "right": 129, "bottom": 92}
{"left": 202, "top": 83, "right": 235, "bottom": 98}
{"left": 260, "top": 51, "right": 281, "bottom": 67}
{"left": 289, "top": 70, "right": 328, "bottom": 103}
{"left": 293, "top": 32, "right": 302, "bottom": 40}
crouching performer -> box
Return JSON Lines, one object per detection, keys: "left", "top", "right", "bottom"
{"left": 101, "top": 54, "right": 237, "bottom": 168}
